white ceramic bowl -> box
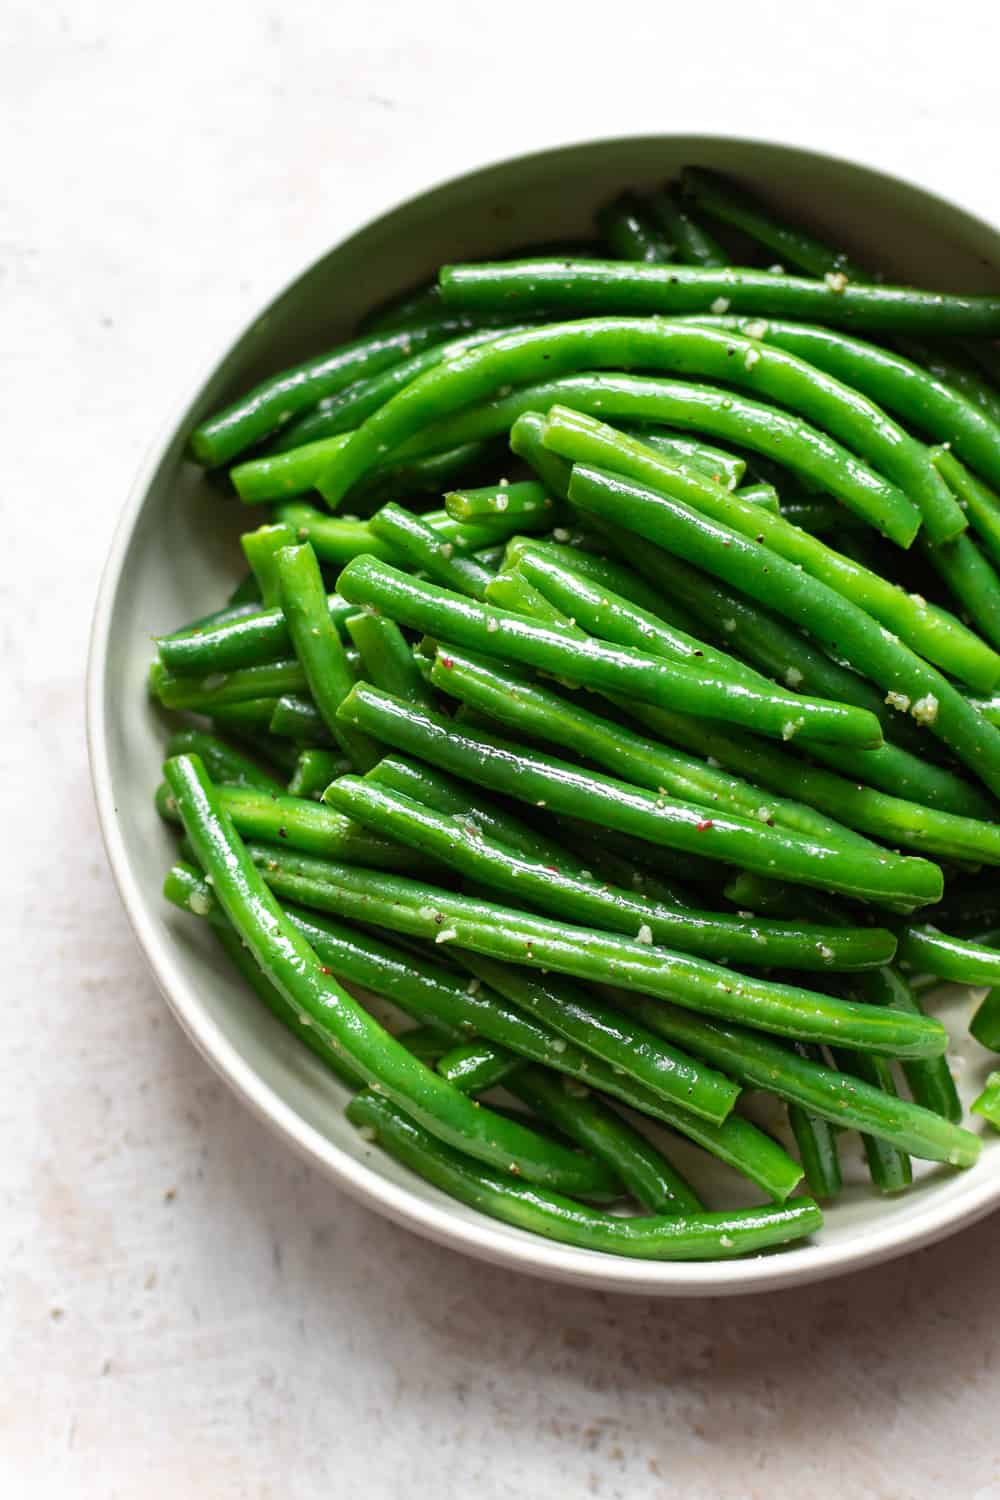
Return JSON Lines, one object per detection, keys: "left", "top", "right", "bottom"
{"left": 88, "top": 135, "right": 1000, "bottom": 1295}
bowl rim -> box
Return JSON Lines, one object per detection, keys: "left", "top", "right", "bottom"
{"left": 87, "top": 130, "right": 1000, "bottom": 1296}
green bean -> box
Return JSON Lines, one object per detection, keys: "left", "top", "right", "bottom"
{"left": 438, "top": 259, "right": 1000, "bottom": 336}
{"left": 345, "top": 610, "right": 436, "bottom": 710}
{"left": 695, "top": 315, "right": 1000, "bottom": 518}
{"left": 232, "top": 434, "right": 354, "bottom": 502}
{"left": 971, "top": 1073, "right": 1000, "bottom": 1128}
{"left": 211, "top": 918, "right": 363, "bottom": 1088}
{"left": 165, "top": 729, "right": 284, "bottom": 793}
{"left": 367, "top": 504, "right": 493, "bottom": 600}
{"left": 503, "top": 536, "right": 698, "bottom": 628}
{"left": 679, "top": 167, "right": 867, "bottom": 280}
{"left": 786, "top": 1048, "right": 843, "bottom": 1200}
{"left": 288, "top": 748, "right": 351, "bottom": 800}
{"left": 505, "top": 408, "right": 576, "bottom": 499}
{"left": 625, "top": 428, "right": 746, "bottom": 488}
{"left": 163, "top": 755, "right": 618, "bottom": 1197}
{"left": 336, "top": 557, "right": 883, "bottom": 749}
{"left": 241, "top": 523, "right": 298, "bottom": 607}
{"left": 445, "top": 479, "right": 554, "bottom": 526}
{"left": 155, "top": 777, "right": 430, "bottom": 872}
{"left": 191, "top": 316, "right": 483, "bottom": 466}
{"left": 494, "top": 1065, "right": 701, "bottom": 1214}
{"left": 317, "top": 319, "right": 934, "bottom": 545}
{"left": 202, "top": 721, "right": 298, "bottom": 777}
{"left": 831, "top": 1049, "right": 913, "bottom": 1193}
{"left": 339, "top": 682, "right": 941, "bottom": 910}
{"left": 255, "top": 835, "right": 941, "bottom": 1058}
{"left": 780, "top": 499, "right": 869, "bottom": 534}
{"left": 151, "top": 656, "right": 308, "bottom": 711}
{"left": 970, "top": 990, "right": 1000, "bottom": 1051}
{"left": 544, "top": 404, "right": 1000, "bottom": 691}
{"left": 919, "top": 527, "right": 1000, "bottom": 653}
{"left": 270, "top": 326, "right": 530, "bottom": 451}
{"left": 596, "top": 192, "right": 673, "bottom": 264}
{"left": 549, "top": 820, "right": 699, "bottom": 907}
{"left": 722, "top": 873, "right": 963, "bottom": 1123}
{"left": 565, "top": 462, "right": 1000, "bottom": 797}
{"left": 365, "top": 754, "right": 581, "bottom": 871}
{"left": 605, "top": 988, "right": 976, "bottom": 1167}
{"left": 735, "top": 481, "right": 780, "bottom": 513}
{"left": 275, "top": 542, "right": 380, "bottom": 770}
{"left": 324, "top": 770, "right": 894, "bottom": 972}
{"left": 351, "top": 439, "right": 503, "bottom": 508}
{"left": 428, "top": 640, "right": 874, "bottom": 851}
{"left": 268, "top": 694, "right": 335, "bottom": 745}
{"left": 156, "top": 592, "right": 355, "bottom": 677}
{"left": 394, "top": 1026, "right": 451, "bottom": 1063}
{"left": 347, "top": 1091, "right": 823, "bottom": 1259}
{"left": 451, "top": 953, "right": 803, "bottom": 1200}
{"left": 436, "top": 1042, "right": 520, "bottom": 1092}
{"left": 895, "top": 925, "right": 1000, "bottom": 986}
{"left": 932, "top": 449, "right": 1000, "bottom": 572}
{"left": 845, "top": 964, "right": 962, "bottom": 1125}
{"left": 648, "top": 186, "right": 729, "bottom": 267}
{"left": 171, "top": 856, "right": 790, "bottom": 1193}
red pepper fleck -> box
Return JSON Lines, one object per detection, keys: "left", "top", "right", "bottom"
{"left": 545, "top": 865, "right": 559, "bottom": 873}
{"left": 440, "top": 655, "right": 454, "bottom": 669}
{"left": 319, "top": 966, "right": 333, "bottom": 975}
{"left": 696, "top": 819, "right": 714, "bottom": 832}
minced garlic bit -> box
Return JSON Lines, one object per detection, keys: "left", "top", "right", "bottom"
{"left": 550, "top": 1038, "right": 567, "bottom": 1053}
{"left": 744, "top": 318, "right": 769, "bottom": 339}
{"left": 768, "top": 264, "right": 784, "bottom": 274}
{"left": 499, "top": 477, "right": 509, "bottom": 487}
{"left": 756, "top": 806, "right": 773, "bottom": 823}
{"left": 781, "top": 718, "right": 804, "bottom": 741}
{"left": 818, "top": 943, "right": 835, "bottom": 962}
{"left": 710, "top": 296, "right": 731, "bottom": 314}
{"left": 434, "top": 927, "right": 458, "bottom": 944}
{"left": 911, "top": 693, "right": 939, "bottom": 725}
{"left": 636, "top": 924, "right": 653, "bottom": 945}
{"left": 909, "top": 592, "right": 927, "bottom": 608}
{"left": 885, "top": 690, "right": 911, "bottom": 712}
{"left": 486, "top": 617, "right": 499, "bottom": 633}
{"left": 466, "top": 978, "right": 481, "bottom": 994}
{"left": 552, "top": 527, "right": 571, "bottom": 542}
{"left": 785, "top": 666, "right": 803, "bottom": 687}
{"left": 744, "top": 348, "right": 761, "bottom": 371}
{"left": 722, "top": 618, "right": 736, "bottom": 632}
{"left": 189, "top": 888, "right": 213, "bottom": 916}
{"left": 824, "top": 270, "right": 848, "bottom": 293}
{"left": 720, "top": 1234, "right": 735, "bottom": 1249}
{"left": 440, "top": 542, "right": 454, "bottom": 559}
{"left": 494, "top": 493, "right": 509, "bottom": 511}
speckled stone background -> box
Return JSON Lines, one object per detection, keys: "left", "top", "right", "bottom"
{"left": 5, "top": 4, "right": 1000, "bottom": 1494}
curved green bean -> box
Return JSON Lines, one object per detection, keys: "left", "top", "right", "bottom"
{"left": 162, "top": 754, "right": 617, "bottom": 1198}
{"left": 316, "top": 318, "right": 932, "bottom": 544}
{"left": 368, "top": 504, "right": 493, "bottom": 600}
{"left": 648, "top": 186, "right": 729, "bottom": 267}
{"left": 164, "top": 729, "right": 284, "bottom": 793}
{"left": 895, "top": 925, "right": 1000, "bottom": 985}
{"left": 347, "top": 1092, "right": 823, "bottom": 1259}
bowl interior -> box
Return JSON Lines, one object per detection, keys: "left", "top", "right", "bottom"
{"left": 90, "top": 135, "right": 1000, "bottom": 1295}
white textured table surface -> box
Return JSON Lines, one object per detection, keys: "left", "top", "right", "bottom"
{"left": 6, "top": 4, "right": 1000, "bottom": 1494}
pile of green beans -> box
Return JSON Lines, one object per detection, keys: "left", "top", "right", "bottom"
{"left": 151, "top": 172, "right": 1000, "bottom": 1263}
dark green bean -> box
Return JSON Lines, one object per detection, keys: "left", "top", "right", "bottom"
{"left": 932, "top": 449, "right": 1000, "bottom": 572}
{"left": 288, "top": 748, "right": 351, "bottom": 800}
{"left": 241, "top": 523, "right": 298, "bottom": 607}
{"left": 786, "top": 1047, "right": 843, "bottom": 1201}
{"left": 895, "top": 925, "right": 1000, "bottom": 986}
{"left": 648, "top": 186, "right": 729, "bottom": 268}
{"left": 831, "top": 1049, "right": 913, "bottom": 1193}
{"left": 436, "top": 1042, "right": 520, "bottom": 1093}
{"left": 156, "top": 592, "right": 355, "bottom": 678}
{"left": 165, "top": 729, "right": 284, "bottom": 793}
{"left": 596, "top": 192, "right": 673, "bottom": 264}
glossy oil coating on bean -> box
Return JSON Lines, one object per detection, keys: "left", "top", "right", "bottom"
{"left": 162, "top": 755, "right": 620, "bottom": 1198}
{"left": 323, "top": 771, "right": 894, "bottom": 971}
{"left": 316, "top": 318, "right": 936, "bottom": 543}
{"left": 347, "top": 1092, "right": 823, "bottom": 1260}
{"left": 437, "top": 259, "right": 1000, "bottom": 336}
